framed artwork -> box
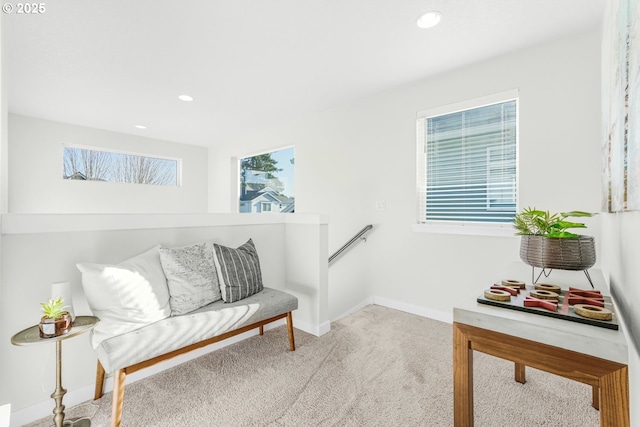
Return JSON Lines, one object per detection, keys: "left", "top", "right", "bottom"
{"left": 602, "top": 0, "right": 639, "bottom": 212}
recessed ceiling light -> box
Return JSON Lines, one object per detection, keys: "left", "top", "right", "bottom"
{"left": 178, "top": 94, "right": 194, "bottom": 102}
{"left": 134, "top": 125, "right": 147, "bottom": 130}
{"left": 417, "top": 11, "right": 442, "bottom": 29}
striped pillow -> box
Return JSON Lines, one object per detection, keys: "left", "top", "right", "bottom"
{"left": 213, "top": 239, "right": 263, "bottom": 303}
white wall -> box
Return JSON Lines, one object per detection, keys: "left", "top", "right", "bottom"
{"left": 285, "top": 222, "right": 330, "bottom": 334}
{"left": 8, "top": 114, "right": 209, "bottom": 213}
{"left": 601, "top": 212, "right": 640, "bottom": 427}
{"left": 1, "top": 16, "right": 7, "bottom": 214}
{"left": 211, "top": 29, "right": 604, "bottom": 319}
{"left": 364, "top": 28, "right": 603, "bottom": 314}
{"left": 0, "top": 12, "right": 9, "bottom": 417}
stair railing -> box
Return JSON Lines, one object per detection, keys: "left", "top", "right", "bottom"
{"left": 328, "top": 224, "right": 373, "bottom": 263}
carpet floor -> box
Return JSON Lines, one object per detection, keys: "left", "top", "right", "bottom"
{"left": 27, "top": 305, "right": 599, "bottom": 426}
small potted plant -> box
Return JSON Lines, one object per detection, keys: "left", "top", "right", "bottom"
{"left": 513, "top": 207, "right": 597, "bottom": 271}
{"left": 39, "top": 297, "right": 73, "bottom": 338}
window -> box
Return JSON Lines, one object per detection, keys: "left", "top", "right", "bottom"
{"left": 63, "top": 146, "right": 179, "bottom": 186}
{"left": 239, "top": 147, "right": 294, "bottom": 213}
{"left": 416, "top": 91, "right": 518, "bottom": 226}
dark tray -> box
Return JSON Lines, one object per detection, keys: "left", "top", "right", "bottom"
{"left": 477, "top": 287, "right": 619, "bottom": 330}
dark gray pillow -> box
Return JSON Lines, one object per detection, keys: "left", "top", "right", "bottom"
{"left": 213, "top": 239, "right": 263, "bottom": 303}
{"left": 159, "top": 242, "right": 221, "bottom": 315}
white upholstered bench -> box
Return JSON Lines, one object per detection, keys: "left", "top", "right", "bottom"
{"left": 94, "top": 287, "right": 297, "bottom": 427}
{"left": 77, "top": 239, "right": 297, "bottom": 427}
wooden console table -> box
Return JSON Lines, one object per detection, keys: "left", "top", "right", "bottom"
{"left": 453, "top": 267, "right": 629, "bottom": 427}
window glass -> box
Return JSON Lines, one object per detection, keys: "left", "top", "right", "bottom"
{"left": 63, "top": 146, "right": 179, "bottom": 186}
{"left": 417, "top": 95, "right": 518, "bottom": 224}
{"left": 239, "top": 147, "right": 294, "bottom": 213}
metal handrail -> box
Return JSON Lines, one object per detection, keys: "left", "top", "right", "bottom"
{"left": 328, "top": 224, "right": 373, "bottom": 263}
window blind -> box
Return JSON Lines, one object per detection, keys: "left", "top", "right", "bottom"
{"left": 417, "top": 96, "right": 518, "bottom": 224}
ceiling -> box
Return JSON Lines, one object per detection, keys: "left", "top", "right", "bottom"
{"left": 5, "top": 0, "right": 605, "bottom": 147}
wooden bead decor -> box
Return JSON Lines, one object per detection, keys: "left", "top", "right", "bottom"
{"left": 501, "top": 279, "right": 526, "bottom": 289}
{"left": 566, "top": 294, "right": 605, "bottom": 308}
{"left": 484, "top": 289, "right": 512, "bottom": 302}
{"left": 567, "top": 287, "right": 605, "bottom": 308}
{"left": 534, "top": 283, "right": 561, "bottom": 294}
{"left": 490, "top": 285, "right": 519, "bottom": 296}
{"left": 529, "top": 289, "right": 560, "bottom": 301}
{"left": 568, "top": 288, "right": 603, "bottom": 298}
{"left": 523, "top": 296, "right": 558, "bottom": 312}
{"left": 573, "top": 304, "right": 613, "bottom": 321}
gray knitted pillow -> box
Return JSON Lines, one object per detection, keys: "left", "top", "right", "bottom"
{"left": 159, "top": 242, "right": 221, "bottom": 315}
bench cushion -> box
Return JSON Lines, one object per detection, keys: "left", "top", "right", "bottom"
{"left": 93, "top": 287, "right": 298, "bottom": 374}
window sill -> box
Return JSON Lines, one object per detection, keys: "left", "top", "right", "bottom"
{"left": 412, "top": 222, "right": 517, "bottom": 237}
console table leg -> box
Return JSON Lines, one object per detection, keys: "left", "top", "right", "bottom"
{"left": 592, "top": 384, "right": 599, "bottom": 410}
{"left": 599, "top": 366, "right": 629, "bottom": 427}
{"left": 453, "top": 323, "right": 474, "bottom": 427}
{"left": 51, "top": 340, "right": 67, "bottom": 427}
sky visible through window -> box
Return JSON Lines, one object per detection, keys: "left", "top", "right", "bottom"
{"left": 269, "top": 147, "right": 295, "bottom": 197}
{"left": 63, "top": 146, "right": 178, "bottom": 186}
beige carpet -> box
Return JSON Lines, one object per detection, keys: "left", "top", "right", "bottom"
{"left": 27, "top": 305, "right": 599, "bottom": 427}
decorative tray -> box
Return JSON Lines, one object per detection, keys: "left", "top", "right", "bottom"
{"left": 477, "top": 281, "right": 619, "bottom": 330}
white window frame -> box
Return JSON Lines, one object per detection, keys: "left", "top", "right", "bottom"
{"left": 414, "top": 89, "right": 519, "bottom": 237}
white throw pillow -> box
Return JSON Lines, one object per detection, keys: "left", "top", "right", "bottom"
{"left": 77, "top": 245, "right": 171, "bottom": 348}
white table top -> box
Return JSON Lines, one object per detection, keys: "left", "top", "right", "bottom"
{"left": 453, "top": 263, "right": 629, "bottom": 365}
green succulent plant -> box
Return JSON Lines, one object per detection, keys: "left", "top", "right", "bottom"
{"left": 513, "top": 207, "right": 596, "bottom": 238}
{"left": 41, "top": 297, "right": 67, "bottom": 319}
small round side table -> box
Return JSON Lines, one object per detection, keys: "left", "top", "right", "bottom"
{"left": 11, "top": 316, "right": 99, "bottom": 427}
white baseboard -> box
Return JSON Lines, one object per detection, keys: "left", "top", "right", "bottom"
{"left": 1, "top": 404, "right": 10, "bottom": 427}
{"left": 333, "top": 297, "right": 374, "bottom": 321}
{"left": 10, "top": 385, "right": 94, "bottom": 427}
{"left": 372, "top": 296, "right": 453, "bottom": 324}
{"left": 294, "top": 317, "right": 331, "bottom": 336}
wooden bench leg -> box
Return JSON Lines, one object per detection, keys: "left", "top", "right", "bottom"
{"left": 515, "top": 362, "right": 526, "bottom": 384}
{"left": 111, "top": 369, "right": 126, "bottom": 427}
{"left": 259, "top": 325, "right": 264, "bottom": 335}
{"left": 286, "top": 312, "right": 296, "bottom": 351}
{"left": 95, "top": 360, "right": 106, "bottom": 399}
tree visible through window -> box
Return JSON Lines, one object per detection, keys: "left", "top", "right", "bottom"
{"left": 416, "top": 93, "right": 518, "bottom": 224}
{"left": 239, "top": 147, "right": 294, "bottom": 213}
{"left": 63, "top": 146, "right": 179, "bottom": 186}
